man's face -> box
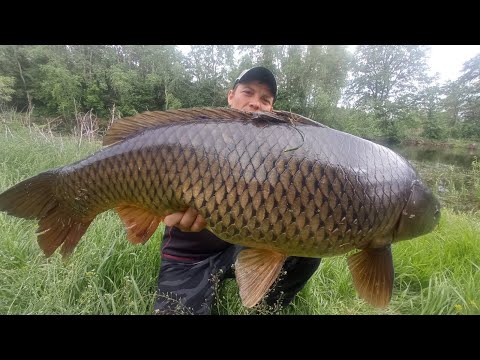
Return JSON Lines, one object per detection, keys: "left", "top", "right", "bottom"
{"left": 227, "top": 80, "right": 274, "bottom": 112}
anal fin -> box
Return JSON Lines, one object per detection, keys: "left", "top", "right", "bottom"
{"left": 116, "top": 205, "right": 163, "bottom": 244}
{"left": 347, "top": 246, "right": 394, "bottom": 308}
{"left": 234, "top": 248, "right": 287, "bottom": 308}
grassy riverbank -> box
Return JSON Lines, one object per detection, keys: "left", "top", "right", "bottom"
{"left": 1, "top": 123, "right": 479, "bottom": 315}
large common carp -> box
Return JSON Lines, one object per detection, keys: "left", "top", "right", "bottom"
{"left": 0, "top": 108, "right": 440, "bottom": 309}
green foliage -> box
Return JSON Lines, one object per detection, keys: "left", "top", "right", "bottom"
{"left": 83, "top": 81, "right": 105, "bottom": 115}
{"left": 423, "top": 115, "right": 446, "bottom": 140}
{"left": 269, "top": 45, "right": 350, "bottom": 130}
{"left": 0, "top": 45, "right": 479, "bottom": 142}
{"left": 165, "top": 93, "right": 182, "bottom": 110}
{"left": 345, "top": 45, "right": 433, "bottom": 142}
{"left": 333, "top": 107, "right": 382, "bottom": 139}
{"left": 416, "top": 85, "right": 446, "bottom": 140}
{"left": 470, "top": 155, "right": 480, "bottom": 195}
{"left": 442, "top": 54, "right": 480, "bottom": 140}
{"left": 108, "top": 65, "right": 141, "bottom": 115}
{"left": 186, "top": 45, "right": 235, "bottom": 107}
{"left": 36, "top": 62, "right": 83, "bottom": 117}
{"left": 0, "top": 75, "right": 15, "bottom": 104}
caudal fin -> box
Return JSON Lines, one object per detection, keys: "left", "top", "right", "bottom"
{"left": 0, "top": 172, "right": 57, "bottom": 219}
{"left": 0, "top": 171, "right": 92, "bottom": 257}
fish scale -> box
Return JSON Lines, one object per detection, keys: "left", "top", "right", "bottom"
{"left": 0, "top": 107, "right": 440, "bottom": 308}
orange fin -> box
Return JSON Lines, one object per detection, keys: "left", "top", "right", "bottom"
{"left": 116, "top": 205, "right": 163, "bottom": 244}
{"left": 347, "top": 246, "right": 394, "bottom": 308}
{"left": 0, "top": 170, "right": 93, "bottom": 258}
{"left": 36, "top": 209, "right": 92, "bottom": 258}
{"left": 234, "top": 248, "right": 287, "bottom": 308}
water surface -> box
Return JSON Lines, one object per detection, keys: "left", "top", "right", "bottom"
{"left": 388, "top": 144, "right": 479, "bottom": 212}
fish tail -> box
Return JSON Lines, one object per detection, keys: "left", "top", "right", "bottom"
{"left": 0, "top": 171, "right": 92, "bottom": 258}
{"left": 0, "top": 171, "right": 58, "bottom": 219}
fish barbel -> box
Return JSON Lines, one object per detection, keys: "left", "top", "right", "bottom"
{"left": 0, "top": 107, "right": 440, "bottom": 308}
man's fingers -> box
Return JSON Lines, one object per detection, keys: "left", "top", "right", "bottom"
{"left": 164, "top": 212, "right": 184, "bottom": 227}
{"left": 178, "top": 207, "right": 198, "bottom": 230}
{"left": 189, "top": 215, "right": 207, "bottom": 232}
{"left": 164, "top": 208, "right": 206, "bottom": 232}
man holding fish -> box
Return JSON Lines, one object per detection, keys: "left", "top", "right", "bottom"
{"left": 0, "top": 66, "right": 440, "bottom": 314}
{"left": 156, "top": 67, "right": 322, "bottom": 315}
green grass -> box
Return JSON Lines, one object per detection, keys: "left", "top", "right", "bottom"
{"left": 1, "top": 124, "right": 479, "bottom": 315}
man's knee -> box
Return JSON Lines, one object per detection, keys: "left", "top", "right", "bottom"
{"left": 154, "top": 248, "right": 240, "bottom": 315}
{"left": 283, "top": 256, "right": 321, "bottom": 278}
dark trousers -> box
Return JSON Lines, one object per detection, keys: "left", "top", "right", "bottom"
{"left": 153, "top": 245, "right": 321, "bottom": 315}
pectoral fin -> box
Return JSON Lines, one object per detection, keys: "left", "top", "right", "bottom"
{"left": 235, "top": 248, "right": 287, "bottom": 308}
{"left": 347, "top": 246, "right": 394, "bottom": 308}
{"left": 116, "top": 205, "right": 163, "bottom": 244}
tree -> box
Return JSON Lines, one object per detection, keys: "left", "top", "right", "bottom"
{"left": 420, "top": 85, "right": 446, "bottom": 140}
{"left": 186, "top": 45, "right": 235, "bottom": 107}
{"left": 269, "top": 45, "right": 350, "bottom": 126}
{"left": 442, "top": 80, "right": 464, "bottom": 129}
{"left": 303, "top": 45, "right": 350, "bottom": 124}
{"left": 346, "top": 45, "right": 431, "bottom": 141}
{"left": 0, "top": 75, "right": 15, "bottom": 104}
{"left": 0, "top": 45, "right": 37, "bottom": 112}
{"left": 457, "top": 54, "right": 480, "bottom": 139}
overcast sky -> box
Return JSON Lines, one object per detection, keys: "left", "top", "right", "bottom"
{"left": 426, "top": 45, "right": 480, "bottom": 82}
{"left": 346, "top": 45, "right": 480, "bottom": 83}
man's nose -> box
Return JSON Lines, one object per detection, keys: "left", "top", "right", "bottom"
{"left": 248, "top": 98, "right": 261, "bottom": 110}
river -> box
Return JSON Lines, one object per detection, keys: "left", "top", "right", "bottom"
{"left": 388, "top": 144, "right": 480, "bottom": 212}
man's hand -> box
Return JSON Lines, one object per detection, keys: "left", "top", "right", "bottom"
{"left": 164, "top": 207, "right": 207, "bottom": 232}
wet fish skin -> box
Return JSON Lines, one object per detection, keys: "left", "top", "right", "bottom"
{"left": 0, "top": 107, "right": 441, "bottom": 308}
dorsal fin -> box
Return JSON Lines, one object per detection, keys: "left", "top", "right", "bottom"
{"left": 102, "top": 107, "right": 315, "bottom": 146}
{"left": 272, "top": 110, "right": 329, "bottom": 128}
{"left": 103, "top": 107, "right": 249, "bottom": 146}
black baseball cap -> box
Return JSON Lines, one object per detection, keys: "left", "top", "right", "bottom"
{"left": 233, "top": 66, "right": 277, "bottom": 102}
